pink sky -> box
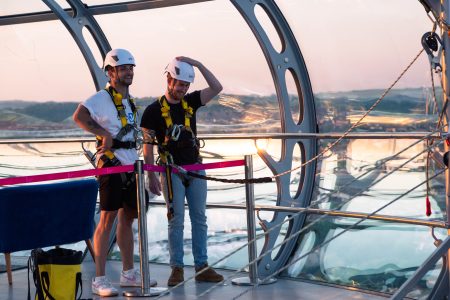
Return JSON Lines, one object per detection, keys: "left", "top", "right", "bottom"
{"left": 0, "top": 0, "right": 433, "bottom": 102}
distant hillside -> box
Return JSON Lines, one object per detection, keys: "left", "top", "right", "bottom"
{"left": 0, "top": 88, "right": 435, "bottom": 137}
{"left": 0, "top": 100, "right": 38, "bottom": 110}
{"left": 0, "top": 110, "right": 49, "bottom": 127}
{"left": 14, "top": 102, "right": 79, "bottom": 123}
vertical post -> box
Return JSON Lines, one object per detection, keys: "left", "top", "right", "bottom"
{"left": 136, "top": 160, "right": 151, "bottom": 293}
{"left": 232, "top": 155, "right": 276, "bottom": 286}
{"left": 245, "top": 155, "right": 258, "bottom": 283}
{"left": 123, "top": 160, "right": 168, "bottom": 297}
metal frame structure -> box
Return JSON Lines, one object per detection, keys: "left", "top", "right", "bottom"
{"left": 1, "top": 0, "right": 319, "bottom": 279}
{"left": 392, "top": 236, "right": 450, "bottom": 299}
{"left": 230, "top": 0, "right": 318, "bottom": 278}
{"left": 1, "top": 0, "right": 450, "bottom": 297}
{"left": 421, "top": 1, "right": 450, "bottom": 298}
{"left": 41, "top": 0, "right": 111, "bottom": 90}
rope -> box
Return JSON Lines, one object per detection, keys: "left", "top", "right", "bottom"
{"left": 429, "top": 65, "right": 440, "bottom": 117}
{"left": 313, "top": 129, "right": 443, "bottom": 206}
{"left": 435, "top": 72, "right": 448, "bottom": 132}
{"left": 273, "top": 48, "right": 425, "bottom": 179}
{"left": 173, "top": 165, "right": 272, "bottom": 183}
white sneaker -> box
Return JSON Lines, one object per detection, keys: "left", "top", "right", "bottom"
{"left": 120, "top": 268, "right": 157, "bottom": 287}
{"left": 92, "top": 276, "right": 119, "bottom": 297}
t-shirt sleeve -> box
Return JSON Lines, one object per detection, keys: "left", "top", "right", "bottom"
{"left": 140, "top": 102, "right": 158, "bottom": 130}
{"left": 82, "top": 90, "right": 105, "bottom": 120}
{"left": 186, "top": 90, "right": 203, "bottom": 112}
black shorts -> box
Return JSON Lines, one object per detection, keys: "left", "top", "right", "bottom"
{"left": 98, "top": 173, "right": 148, "bottom": 211}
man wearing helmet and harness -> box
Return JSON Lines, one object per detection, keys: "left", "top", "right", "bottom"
{"left": 141, "top": 57, "right": 224, "bottom": 286}
{"left": 73, "top": 49, "right": 156, "bottom": 296}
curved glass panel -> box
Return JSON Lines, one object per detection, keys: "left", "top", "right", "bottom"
{"left": 286, "top": 68, "right": 302, "bottom": 124}
{"left": 277, "top": 0, "right": 431, "bottom": 94}
{"left": 254, "top": 3, "right": 283, "bottom": 53}
{"left": 287, "top": 215, "right": 446, "bottom": 297}
{"left": 94, "top": 1, "right": 280, "bottom": 134}
{"left": 292, "top": 136, "right": 447, "bottom": 296}
{"left": 0, "top": 20, "right": 94, "bottom": 102}
{"left": 277, "top": 0, "right": 434, "bottom": 135}
{"left": 0, "top": 1, "right": 282, "bottom": 136}
{"left": 1, "top": 2, "right": 448, "bottom": 298}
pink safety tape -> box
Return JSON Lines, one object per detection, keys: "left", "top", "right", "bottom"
{"left": 0, "top": 165, "right": 133, "bottom": 186}
{"left": 0, "top": 159, "right": 245, "bottom": 187}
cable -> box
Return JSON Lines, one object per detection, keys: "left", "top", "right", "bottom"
{"left": 273, "top": 48, "right": 425, "bottom": 179}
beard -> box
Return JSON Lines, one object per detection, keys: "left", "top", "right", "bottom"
{"left": 168, "top": 87, "right": 184, "bottom": 101}
{"left": 117, "top": 77, "right": 133, "bottom": 86}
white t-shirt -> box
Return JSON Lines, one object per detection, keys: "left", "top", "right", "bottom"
{"left": 82, "top": 89, "right": 139, "bottom": 165}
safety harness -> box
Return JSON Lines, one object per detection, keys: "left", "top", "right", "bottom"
{"left": 95, "top": 86, "right": 139, "bottom": 188}
{"left": 158, "top": 96, "right": 195, "bottom": 163}
{"left": 157, "top": 95, "right": 198, "bottom": 220}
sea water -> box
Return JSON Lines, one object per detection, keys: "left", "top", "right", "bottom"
{"left": 0, "top": 138, "right": 446, "bottom": 298}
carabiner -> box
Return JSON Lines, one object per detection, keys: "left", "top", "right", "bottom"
{"left": 171, "top": 124, "right": 182, "bottom": 141}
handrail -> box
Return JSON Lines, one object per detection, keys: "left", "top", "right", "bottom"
{"left": 148, "top": 200, "right": 448, "bottom": 229}
{"left": 390, "top": 236, "right": 450, "bottom": 299}
{"left": 0, "top": 131, "right": 441, "bottom": 144}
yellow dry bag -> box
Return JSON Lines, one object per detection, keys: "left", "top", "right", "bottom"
{"left": 28, "top": 248, "right": 83, "bottom": 300}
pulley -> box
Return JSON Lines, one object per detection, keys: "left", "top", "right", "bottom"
{"left": 421, "top": 31, "right": 443, "bottom": 72}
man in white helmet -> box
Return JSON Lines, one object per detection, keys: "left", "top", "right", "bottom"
{"left": 73, "top": 48, "right": 156, "bottom": 296}
{"left": 141, "top": 56, "right": 223, "bottom": 286}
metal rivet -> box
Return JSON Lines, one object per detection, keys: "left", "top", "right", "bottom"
{"left": 265, "top": 264, "right": 271, "bottom": 270}
{"left": 284, "top": 57, "right": 289, "bottom": 63}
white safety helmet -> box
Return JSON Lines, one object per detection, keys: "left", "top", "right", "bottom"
{"left": 165, "top": 58, "right": 195, "bottom": 83}
{"left": 103, "top": 48, "right": 135, "bottom": 70}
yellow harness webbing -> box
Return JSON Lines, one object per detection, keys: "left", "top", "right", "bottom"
{"left": 159, "top": 96, "right": 193, "bottom": 132}
{"left": 158, "top": 96, "right": 194, "bottom": 220}
{"left": 158, "top": 96, "right": 194, "bottom": 162}
{"left": 94, "top": 87, "right": 138, "bottom": 188}
{"left": 106, "top": 86, "right": 138, "bottom": 135}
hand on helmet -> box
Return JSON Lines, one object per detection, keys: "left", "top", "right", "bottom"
{"left": 176, "top": 56, "right": 200, "bottom": 68}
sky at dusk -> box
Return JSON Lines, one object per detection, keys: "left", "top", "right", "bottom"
{"left": 0, "top": 0, "right": 434, "bottom": 102}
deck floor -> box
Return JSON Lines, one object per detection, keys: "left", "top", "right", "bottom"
{"left": 0, "top": 259, "right": 388, "bottom": 299}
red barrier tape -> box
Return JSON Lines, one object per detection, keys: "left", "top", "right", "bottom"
{"left": 0, "top": 159, "right": 245, "bottom": 187}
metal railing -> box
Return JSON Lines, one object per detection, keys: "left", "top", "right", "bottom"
{"left": 0, "top": 131, "right": 441, "bottom": 145}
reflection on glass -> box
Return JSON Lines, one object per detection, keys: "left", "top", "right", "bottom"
{"left": 287, "top": 215, "right": 445, "bottom": 297}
